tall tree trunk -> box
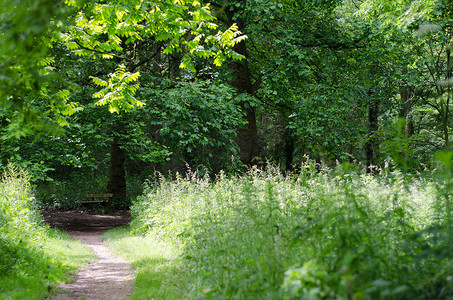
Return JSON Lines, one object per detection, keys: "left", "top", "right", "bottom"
{"left": 445, "top": 45, "right": 451, "bottom": 150}
{"left": 399, "top": 84, "right": 414, "bottom": 138}
{"left": 398, "top": 84, "right": 415, "bottom": 167}
{"left": 225, "top": 1, "right": 260, "bottom": 165}
{"left": 236, "top": 105, "right": 260, "bottom": 165}
{"left": 365, "top": 92, "right": 379, "bottom": 170}
{"left": 107, "top": 137, "right": 126, "bottom": 199}
{"left": 284, "top": 126, "right": 295, "bottom": 172}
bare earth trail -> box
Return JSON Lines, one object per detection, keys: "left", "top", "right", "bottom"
{"left": 42, "top": 211, "right": 135, "bottom": 300}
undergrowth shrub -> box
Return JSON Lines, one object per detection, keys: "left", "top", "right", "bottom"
{"left": 0, "top": 167, "right": 43, "bottom": 273}
{"left": 0, "top": 166, "right": 94, "bottom": 299}
{"left": 35, "top": 170, "right": 143, "bottom": 210}
{"left": 34, "top": 170, "right": 108, "bottom": 209}
{"left": 131, "top": 163, "right": 453, "bottom": 299}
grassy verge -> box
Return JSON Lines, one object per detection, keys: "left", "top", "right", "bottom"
{"left": 102, "top": 226, "right": 187, "bottom": 299}
{"left": 105, "top": 163, "right": 453, "bottom": 299}
{"left": 0, "top": 166, "right": 95, "bottom": 300}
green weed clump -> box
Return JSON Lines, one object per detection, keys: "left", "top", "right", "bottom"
{"left": 129, "top": 163, "right": 453, "bottom": 299}
{"left": 0, "top": 166, "right": 95, "bottom": 299}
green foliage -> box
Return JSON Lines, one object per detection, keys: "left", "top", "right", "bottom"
{"left": 0, "top": 0, "right": 81, "bottom": 136}
{"left": 140, "top": 79, "right": 245, "bottom": 169}
{"left": 0, "top": 167, "right": 42, "bottom": 259}
{"left": 1, "top": 0, "right": 245, "bottom": 141}
{"left": 129, "top": 164, "right": 453, "bottom": 299}
{"left": 288, "top": 88, "right": 366, "bottom": 161}
{"left": 61, "top": 0, "right": 245, "bottom": 114}
{"left": 0, "top": 165, "right": 95, "bottom": 299}
{"left": 0, "top": 108, "right": 115, "bottom": 181}
{"left": 358, "top": 0, "right": 437, "bottom": 29}
{"left": 92, "top": 64, "right": 143, "bottom": 113}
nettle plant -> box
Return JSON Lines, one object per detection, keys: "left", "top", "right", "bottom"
{"left": 131, "top": 162, "right": 453, "bottom": 299}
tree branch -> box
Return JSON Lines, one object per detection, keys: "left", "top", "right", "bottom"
{"left": 130, "top": 43, "right": 164, "bottom": 71}
{"left": 73, "top": 39, "right": 129, "bottom": 61}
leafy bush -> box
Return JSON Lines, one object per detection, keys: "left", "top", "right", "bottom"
{"left": 130, "top": 163, "right": 453, "bottom": 299}
{"left": 0, "top": 166, "right": 94, "bottom": 299}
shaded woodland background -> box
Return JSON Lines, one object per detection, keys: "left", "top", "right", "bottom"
{"left": 1, "top": 0, "right": 453, "bottom": 207}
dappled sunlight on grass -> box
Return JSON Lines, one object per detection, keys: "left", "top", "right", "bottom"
{"left": 102, "top": 227, "right": 187, "bottom": 299}
{"left": 102, "top": 226, "right": 188, "bottom": 299}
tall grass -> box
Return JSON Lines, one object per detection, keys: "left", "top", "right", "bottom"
{"left": 0, "top": 166, "right": 95, "bottom": 299}
{"left": 129, "top": 163, "right": 453, "bottom": 299}
{"left": 102, "top": 226, "right": 186, "bottom": 299}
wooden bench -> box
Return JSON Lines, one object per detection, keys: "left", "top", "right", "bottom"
{"left": 80, "top": 193, "right": 113, "bottom": 204}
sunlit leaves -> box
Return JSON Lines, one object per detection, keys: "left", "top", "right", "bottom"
{"left": 91, "top": 64, "right": 143, "bottom": 113}
{"left": 156, "top": 31, "right": 174, "bottom": 42}
{"left": 91, "top": 77, "right": 108, "bottom": 87}
{"left": 183, "top": 23, "right": 246, "bottom": 69}
{"left": 60, "top": 0, "right": 245, "bottom": 114}
{"left": 180, "top": 55, "right": 196, "bottom": 72}
{"left": 358, "top": 0, "right": 437, "bottom": 29}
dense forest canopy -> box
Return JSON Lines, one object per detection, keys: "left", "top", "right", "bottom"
{"left": 1, "top": 0, "right": 453, "bottom": 201}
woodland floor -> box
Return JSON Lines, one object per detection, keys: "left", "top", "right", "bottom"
{"left": 41, "top": 210, "right": 134, "bottom": 300}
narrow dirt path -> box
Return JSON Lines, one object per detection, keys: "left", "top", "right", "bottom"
{"left": 42, "top": 211, "right": 135, "bottom": 300}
